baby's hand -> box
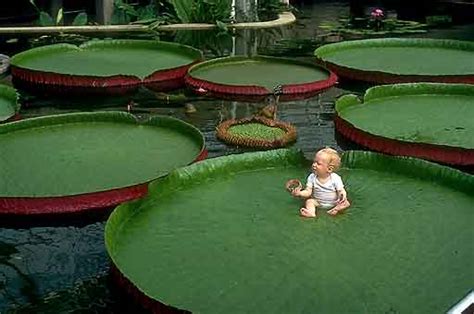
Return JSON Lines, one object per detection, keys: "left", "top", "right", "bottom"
{"left": 285, "top": 179, "right": 302, "bottom": 195}
{"left": 291, "top": 188, "right": 301, "bottom": 197}
{"left": 337, "top": 190, "right": 347, "bottom": 203}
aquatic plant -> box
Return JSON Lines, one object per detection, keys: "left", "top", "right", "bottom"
{"left": 216, "top": 116, "right": 297, "bottom": 148}
{"left": 173, "top": 29, "right": 233, "bottom": 57}
{"left": 111, "top": 0, "right": 177, "bottom": 25}
{"left": 319, "top": 16, "right": 427, "bottom": 38}
{"left": 369, "top": 8, "right": 384, "bottom": 31}
{"left": 28, "top": 0, "right": 88, "bottom": 26}
{"left": 168, "top": 0, "right": 231, "bottom": 25}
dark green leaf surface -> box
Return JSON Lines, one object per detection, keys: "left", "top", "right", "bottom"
{"left": 189, "top": 56, "right": 330, "bottom": 91}
{"left": 38, "top": 12, "right": 54, "bottom": 26}
{"left": 315, "top": 38, "right": 474, "bottom": 75}
{"left": 106, "top": 149, "right": 473, "bottom": 313}
{"left": 337, "top": 83, "right": 474, "bottom": 148}
{"left": 0, "top": 85, "right": 19, "bottom": 122}
{"left": 72, "top": 12, "right": 88, "bottom": 26}
{"left": 0, "top": 112, "right": 203, "bottom": 196}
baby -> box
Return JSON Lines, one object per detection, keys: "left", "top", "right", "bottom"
{"left": 291, "top": 147, "right": 350, "bottom": 217}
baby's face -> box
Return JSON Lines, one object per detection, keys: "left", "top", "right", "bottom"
{"left": 312, "top": 152, "right": 332, "bottom": 176}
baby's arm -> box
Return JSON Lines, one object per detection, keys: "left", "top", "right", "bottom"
{"left": 337, "top": 187, "right": 348, "bottom": 203}
{"left": 292, "top": 185, "right": 312, "bottom": 198}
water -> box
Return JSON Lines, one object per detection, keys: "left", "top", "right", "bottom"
{"left": 1, "top": 1, "right": 473, "bottom": 312}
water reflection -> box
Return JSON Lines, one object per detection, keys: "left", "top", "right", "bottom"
{"left": 0, "top": 223, "right": 109, "bottom": 311}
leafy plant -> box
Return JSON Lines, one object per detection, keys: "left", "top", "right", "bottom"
{"left": 257, "top": 0, "right": 287, "bottom": 21}
{"left": 111, "top": 0, "right": 177, "bottom": 25}
{"left": 29, "top": 0, "right": 88, "bottom": 26}
{"left": 174, "top": 29, "right": 233, "bottom": 57}
{"left": 170, "top": 0, "right": 231, "bottom": 23}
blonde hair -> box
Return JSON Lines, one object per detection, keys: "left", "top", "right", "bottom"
{"left": 317, "top": 147, "right": 341, "bottom": 171}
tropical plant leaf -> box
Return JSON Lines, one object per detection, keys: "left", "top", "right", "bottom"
{"left": 136, "top": 3, "right": 157, "bottom": 20}
{"left": 170, "top": 0, "right": 192, "bottom": 22}
{"left": 115, "top": 0, "right": 138, "bottom": 16}
{"left": 216, "top": 20, "right": 228, "bottom": 32}
{"left": 56, "top": 8, "right": 63, "bottom": 25}
{"left": 72, "top": 12, "right": 88, "bottom": 26}
{"left": 38, "top": 12, "right": 54, "bottom": 26}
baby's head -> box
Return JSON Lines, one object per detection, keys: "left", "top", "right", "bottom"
{"left": 314, "top": 147, "right": 341, "bottom": 173}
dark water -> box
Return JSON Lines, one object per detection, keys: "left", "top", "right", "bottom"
{"left": 0, "top": 1, "right": 473, "bottom": 313}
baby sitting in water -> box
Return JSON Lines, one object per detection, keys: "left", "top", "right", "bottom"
{"left": 290, "top": 147, "right": 350, "bottom": 217}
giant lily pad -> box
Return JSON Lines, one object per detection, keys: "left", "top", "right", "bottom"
{"left": 0, "top": 112, "right": 206, "bottom": 215}
{"left": 10, "top": 40, "right": 203, "bottom": 96}
{"left": 185, "top": 56, "right": 337, "bottom": 101}
{"left": 314, "top": 38, "right": 474, "bottom": 84}
{"left": 106, "top": 149, "right": 473, "bottom": 313}
{"left": 216, "top": 116, "right": 297, "bottom": 148}
{"left": 0, "top": 85, "right": 19, "bottom": 122}
{"left": 335, "top": 83, "right": 474, "bottom": 166}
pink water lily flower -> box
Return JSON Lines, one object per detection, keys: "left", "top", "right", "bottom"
{"left": 371, "top": 8, "right": 384, "bottom": 18}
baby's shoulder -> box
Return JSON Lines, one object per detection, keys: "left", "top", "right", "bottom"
{"left": 330, "top": 172, "right": 344, "bottom": 185}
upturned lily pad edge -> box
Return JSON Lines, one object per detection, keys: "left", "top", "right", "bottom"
{"left": 314, "top": 38, "right": 474, "bottom": 84}
{"left": 105, "top": 148, "right": 474, "bottom": 312}
{"left": 10, "top": 39, "right": 204, "bottom": 96}
{"left": 216, "top": 116, "right": 297, "bottom": 148}
{"left": 0, "top": 111, "right": 206, "bottom": 215}
{"left": 335, "top": 83, "right": 474, "bottom": 166}
{"left": 185, "top": 55, "right": 338, "bottom": 102}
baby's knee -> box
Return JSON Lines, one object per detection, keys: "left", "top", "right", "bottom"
{"left": 305, "top": 198, "right": 319, "bottom": 208}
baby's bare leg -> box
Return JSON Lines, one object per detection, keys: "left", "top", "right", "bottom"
{"left": 300, "top": 198, "right": 319, "bottom": 218}
{"left": 327, "top": 200, "right": 351, "bottom": 216}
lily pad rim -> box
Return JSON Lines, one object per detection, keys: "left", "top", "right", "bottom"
{"left": 10, "top": 39, "right": 204, "bottom": 79}
{"left": 0, "top": 111, "right": 206, "bottom": 197}
{"left": 314, "top": 37, "right": 474, "bottom": 59}
{"left": 336, "top": 82, "right": 474, "bottom": 112}
{"left": 216, "top": 116, "right": 297, "bottom": 148}
{"left": 105, "top": 148, "right": 474, "bottom": 306}
{"left": 335, "top": 82, "right": 474, "bottom": 150}
{"left": 186, "top": 55, "right": 333, "bottom": 90}
{"left": 314, "top": 38, "right": 474, "bottom": 76}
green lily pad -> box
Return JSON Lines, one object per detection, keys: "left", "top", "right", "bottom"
{"left": 106, "top": 149, "right": 473, "bottom": 313}
{"left": 0, "top": 85, "right": 19, "bottom": 122}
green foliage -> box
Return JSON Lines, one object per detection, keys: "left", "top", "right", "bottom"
{"left": 72, "top": 12, "right": 88, "bottom": 26}
{"left": 425, "top": 15, "right": 452, "bottom": 26}
{"left": 111, "top": 0, "right": 177, "bottom": 25}
{"left": 29, "top": 0, "right": 88, "bottom": 26}
{"left": 257, "top": 0, "right": 287, "bottom": 21}
{"left": 174, "top": 30, "right": 233, "bottom": 57}
{"left": 111, "top": 0, "right": 137, "bottom": 24}
{"left": 171, "top": 0, "right": 231, "bottom": 23}
{"left": 322, "top": 16, "right": 427, "bottom": 37}
{"left": 170, "top": 0, "right": 192, "bottom": 22}
{"left": 38, "top": 11, "right": 54, "bottom": 26}
{"left": 29, "top": 33, "right": 92, "bottom": 48}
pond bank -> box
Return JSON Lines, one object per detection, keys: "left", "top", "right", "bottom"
{"left": 0, "top": 12, "right": 296, "bottom": 35}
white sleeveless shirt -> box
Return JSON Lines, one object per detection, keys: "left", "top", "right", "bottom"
{"left": 306, "top": 173, "right": 344, "bottom": 207}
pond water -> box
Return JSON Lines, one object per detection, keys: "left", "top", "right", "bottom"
{"left": 0, "top": 1, "right": 473, "bottom": 312}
